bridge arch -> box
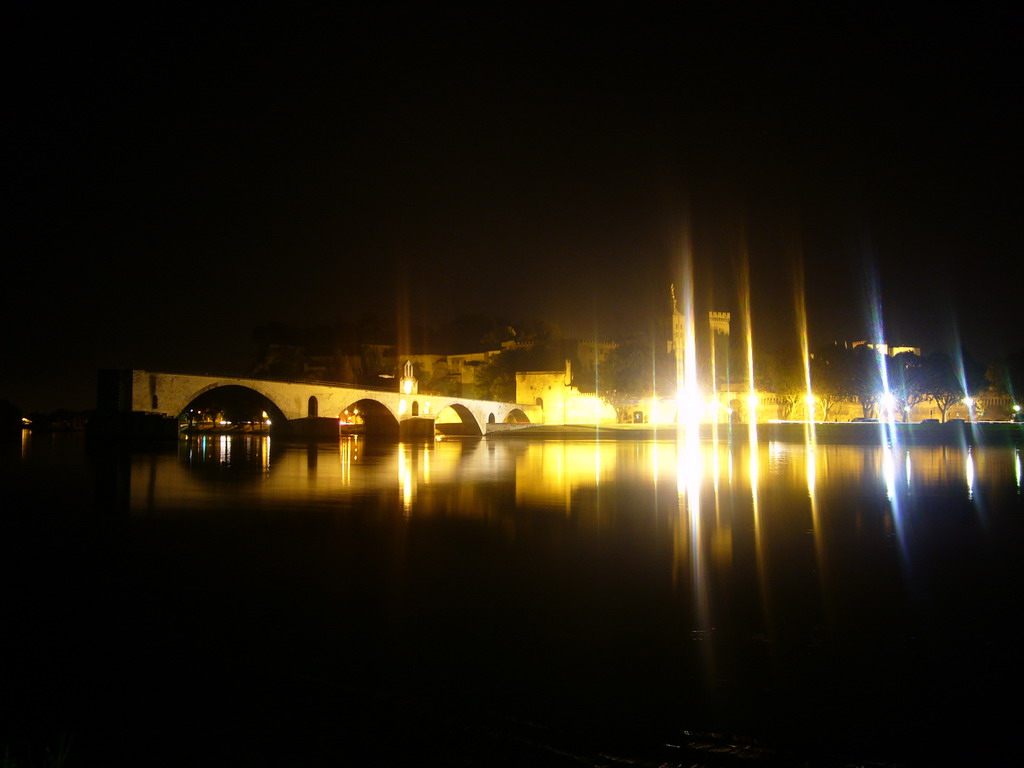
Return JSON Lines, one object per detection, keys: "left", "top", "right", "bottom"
{"left": 504, "top": 408, "right": 529, "bottom": 423}
{"left": 338, "top": 398, "right": 400, "bottom": 438}
{"left": 435, "top": 402, "right": 483, "bottom": 436}
{"left": 177, "top": 385, "right": 287, "bottom": 432}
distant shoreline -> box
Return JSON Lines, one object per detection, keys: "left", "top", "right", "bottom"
{"left": 485, "top": 421, "right": 1024, "bottom": 445}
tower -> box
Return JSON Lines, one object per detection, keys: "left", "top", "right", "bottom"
{"left": 400, "top": 360, "right": 418, "bottom": 395}
{"left": 709, "top": 311, "right": 731, "bottom": 398}
{"left": 670, "top": 285, "right": 685, "bottom": 395}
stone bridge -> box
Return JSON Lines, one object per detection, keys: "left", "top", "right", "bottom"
{"left": 99, "top": 369, "right": 539, "bottom": 438}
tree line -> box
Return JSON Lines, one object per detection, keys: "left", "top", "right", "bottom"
{"left": 246, "top": 315, "right": 1023, "bottom": 420}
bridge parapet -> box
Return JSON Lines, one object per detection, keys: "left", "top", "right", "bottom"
{"left": 103, "top": 370, "right": 533, "bottom": 437}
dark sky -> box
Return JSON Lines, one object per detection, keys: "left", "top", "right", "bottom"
{"left": 6, "top": 6, "right": 1022, "bottom": 412}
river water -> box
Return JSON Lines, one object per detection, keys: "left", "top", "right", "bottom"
{"left": 3, "top": 431, "right": 1022, "bottom": 766}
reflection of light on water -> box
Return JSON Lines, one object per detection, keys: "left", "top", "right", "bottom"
{"left": 675, "top": 233, "right": 713, "bottom": 678}
{"left": 219, "top": 435, "right": 231, "bottom": 466}
{"left": 710, "top": 438, "right": 721, "bottom": 522}
{"left": 965, "top": 449, "right": 975, "bottom": 500}
{"left": 338, "top": 437, "right": 357, "bottom": 485}
{"left": 883, "top": 446, "right": 897, "bottom": 501}
{"left": 515, "top": 441, "right": 619, "bottom": 511}
{"left": 1015, "top": 448, "right": 1021, "bottom": 491}
{"left": 806, "top": 441, "right": 833, "bottom": 627}
{"left": 905, "top": 451, "right": 911, "bottom": 491}
{"left": 806, "top": 445, "right": 816, "bottom": 498}
{"left": 882, "top": 445, "right": 910, "bottom": 563}
{"left": 398, "top": 443, "right": 413, "bottom": 514}
{"left": 748, "top": 437, "right": 765, "bottom": 619}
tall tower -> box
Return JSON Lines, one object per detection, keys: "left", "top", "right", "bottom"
{"left": 709, "top": 311, "right": 731, "bottom": 398}
{"left": 709, "top": 312, "right": 730, "bottom": 338}
{"left": 670, "top": 285, "right": 685, "bottom": 395}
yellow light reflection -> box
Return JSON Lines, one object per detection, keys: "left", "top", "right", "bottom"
{"left": 883, "top": 445, "right": 897, "bottom": 502}
{"left": 338, "top": 436, "right": 359, "bottom": 486}
{"left": 965, "top": 449, "right": 975, "bottom": 500}
{"left": 805, "top": 444, "right": 816, "bottom": 498}
{"left": 398, "top": 443, "right": 413, "bottom": 513}
{"left": 806, "top": 443, "right": 837, "bottom": 632}
{"left": 515, "top": 441, "right": 618, "bottom": 511}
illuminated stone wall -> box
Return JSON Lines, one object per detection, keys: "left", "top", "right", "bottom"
{"left": 515, "top": 367, "right": 618, "bottom": 425}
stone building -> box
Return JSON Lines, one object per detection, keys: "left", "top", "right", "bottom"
{"left": 515, "top": 361, "right": 618, "bottom": 425}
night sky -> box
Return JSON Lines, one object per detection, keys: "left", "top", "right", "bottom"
{"left": 7, "top": 7, "right": 1022, "bottom": 413}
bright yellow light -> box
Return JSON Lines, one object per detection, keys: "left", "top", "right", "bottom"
{"left": 963, "top": 396, "right": 974, "bottom": 407}
{"left": 805, "top": 394, "right": 815, "bottom": 405}
{"left": 398, "top": 399, "right": 407, "bottom": 415}
{"left": 747, "top": 393, "right": 758, "bottom": 408}
{"left": 424, "top": 401, "right": 431, "bottom": 414}
{"left": 678, "top": 387, "right": 703, "bottom": 424}
{"left": 403, "top": 379, "right": 413, "bottom": 395}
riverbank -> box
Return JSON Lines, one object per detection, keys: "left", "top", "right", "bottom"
{"left": 487, "top": 420, "right": 1024, "bottom": 445}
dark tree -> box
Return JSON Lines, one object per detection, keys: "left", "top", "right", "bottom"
{"left": 988, "top": 348, "right": 1024, "bottom": 410}
{"left": 756, "top": 349, "right": 803, "bottom": 420}
{"left": 918, "top": 351, "right": 964, "bottom": 422}
{"left": 810, "top": 351, "right": 852, "bottom": 422}
{"left": 850, "top": 346, "right": 884, "bottom": 418}
{"left": 597, "top": 339, "right": 658, "bottom": 421}
{"left": 474, "top": 335, "right": 568, "bottom": 402}
{"left": 887, "top": 352, "right": 929, "bottom": 421}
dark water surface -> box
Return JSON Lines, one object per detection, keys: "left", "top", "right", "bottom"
{"left": 3, "top": 432, "right": 1022, "bottom": 766}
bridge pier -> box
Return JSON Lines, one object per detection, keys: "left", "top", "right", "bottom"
{"left": 399, "top": 417, "right": 435, "bottom": 439}
{"left": 282, "top": 417, "right": 346, "bottom": 440}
